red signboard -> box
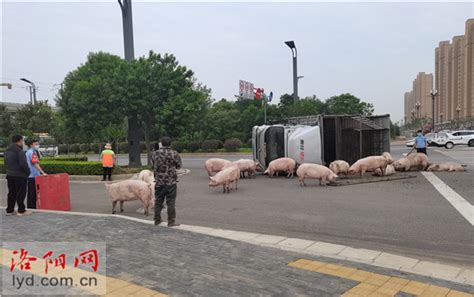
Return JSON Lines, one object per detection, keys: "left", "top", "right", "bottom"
{"left": 35, "top": 174, "right": 71, "bottom": 211}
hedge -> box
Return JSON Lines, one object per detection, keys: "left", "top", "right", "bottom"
{"left": 43, "top": 156, "right": 88, "bottom": 162}
{"left": 187, "top": 141, "right": 201, "bottom": 152}
{"left": 223, "top": 138, "right": 243, "bottom": 152}
{"left": 201, "top": 139, "right": 220, "bottom": 152}
{"left": 171, "top": 141, "right": 186, "bottom": 153}
{"left": 0, "top": 160, "right": 122, "bottom": 175}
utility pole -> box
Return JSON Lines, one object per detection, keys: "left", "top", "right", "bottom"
{"left": 118, "top": 0, "right": 141, "bottom": 167}
{"left": 20, "top": 78, "right": 37, "bottom": 104}
{"left": 285, "top": 40, "right": 299, "bottom": 101}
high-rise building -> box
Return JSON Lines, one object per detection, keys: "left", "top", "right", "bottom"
{"left": 403, "top": 73, "right": 433, "bottom": 124}
{"left": 431, "top": 18, "right": 474, "bottom": 125}
{"left": 465, "top": 19, "right": 474, "bottom": 120}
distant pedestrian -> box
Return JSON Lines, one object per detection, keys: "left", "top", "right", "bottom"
{"left": 414, "top": 130, "right": 428, "bottom": 155}
{"left": 4, "top": 135, "right": 31, "bottom": 216}
{"left": 100, "top": 143, "right": 115, "bottom": 181}
{"left": 25, "top": 139, "right": 47, "bottom": 209}
{"left": 152, "top": 136, "right": 182, "bottom": 227}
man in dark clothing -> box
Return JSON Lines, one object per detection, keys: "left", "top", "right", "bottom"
{"left": 151, "top": 137, "right": 182, "bottom": 227}
{"left": 4, "top": 135, "right": 31, "bottom": 216}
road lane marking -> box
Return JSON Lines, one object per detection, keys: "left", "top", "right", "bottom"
{"left": 422, "top": 172, "right": 474, "bottom": 226}
{"left": 0, "top": 248, "right": 167, "bottom": 296}
{"left": 288, "top": 259, "right": 473, "bottom": 296}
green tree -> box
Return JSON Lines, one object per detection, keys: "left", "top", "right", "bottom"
{"left": 325, "top": 93, "right": 374, "bottom": 116}
{"left": 205, "top": 99, "right": 241, "bottom": 141}
{"left": 0, "top": 105, "right": 15, "bottom": 144}
{"left": 15, "top": 101, "right": 54, "bottom": 134}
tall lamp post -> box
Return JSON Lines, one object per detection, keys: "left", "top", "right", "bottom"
{"left": 430, "top": 89, "right": 438, "bottom": 131}
{"left": 118, "top": 0, "right": 141, "bottom": 167}
{"left": 20, "top": 78, "right": 37, "bottom": 104}
{"left": 415, "top": 101, "right": 421, "bottom": 120}
{"left": 284, "top": 40, "right": 299, "bottom": 101}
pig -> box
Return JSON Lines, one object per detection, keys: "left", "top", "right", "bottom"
{"left": 296, "top": 163, "right": 338, "bottom": 186}
{"left": 137, "top": 169, "right": 155, "bottom": 184}
{"left": 393, "top": 153, "right": 429, "bottom": 171}
{"left": 264, "top": 157, "right": 297, "bottom": 178}
{"left": 208, "top": 165, "right": 241, "bottom": 193}
{"left": 381, "top": 152, "right": 395, "bottom": 164}
{"left": 205, "top": 158, "right": 232, "bottom": 176}
{"left": 426, "top": 162, "right": 466, "bottom": 172}
{"left": 374, "top": 164, "right": 396, "bottom": 176}
{"left": 104, "top": 180, "right": 154, "bottom": 216}
{"left": 348, "top": 156, "right": 389, "bottom": 177}
{"left": 329, "top": 160, "right": 350, "bottom": 178}
{"left": 230, "top": 159, "right": 262, "bottom": 178}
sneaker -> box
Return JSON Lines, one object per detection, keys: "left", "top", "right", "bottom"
{"left": 168, "top": 222, "right": 181, "bottom": 227}
{"left": 17, "top": 210, "right": 32, "bottom": 216}
{"left": 154, "top": 220, "right": 162, "bottom": 226}
{"left": 5, "top": 211, "right": 16, "bottom": 216}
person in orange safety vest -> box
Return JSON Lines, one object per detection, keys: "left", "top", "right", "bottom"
{"left": 100, "top": 143, "right": 115, "bottom": 181}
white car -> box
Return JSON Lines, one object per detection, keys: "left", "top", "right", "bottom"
{"left": 443, "top": 130, "right": 474, "bottom": 149}
{"left": 406, "top": 132, "right": 436, "bottom": 147}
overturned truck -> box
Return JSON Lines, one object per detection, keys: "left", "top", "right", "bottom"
{"left": 252, "top": 115, "right": 391, "bottom": 169}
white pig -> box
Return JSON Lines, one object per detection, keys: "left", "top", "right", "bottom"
{"left": 208, "top": 165, "right": 241, "bottom": 193}
{"left": 426, "top": 162, "right": 466, "bottom": 172}
{"left": 105, "top": 180, "right": 154, "bottom": 216}
{"left": 205, "top": 158, "right": 232, "bottom": 176}
{"left": 329, "top": 160, "right": 350, "bottom": 178}
{"left": 348, "top": 156, "right": 389, "bottom": 177}
{"left": 264, "top": 158, "right": 297, "bottom": 178}
{"left": 381, "top": 152, "right": 395, "bottom": 164}
{"left": 296, "top": 163, "right": 338, "bottom": 186}
{"left": 231, "top": 159, "right": 262, "bottom": 178}
{"left": 374, "top": 164, "right": 396, "bottom": 176}
{"left": 137, "top": 169, "right": 155, "bottom": 184}
{"left": 393, "top": 153, "right": 429, "bottom": 171}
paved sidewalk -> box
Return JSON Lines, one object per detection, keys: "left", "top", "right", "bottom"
{"left": 1, "top": 212, "right": 473, "bottom": 296}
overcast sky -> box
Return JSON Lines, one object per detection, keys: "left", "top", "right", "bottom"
{"left": 1, "top": 1, "right": 473, "bottom": 122}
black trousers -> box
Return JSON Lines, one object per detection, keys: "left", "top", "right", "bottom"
{"left": 27, "top": 178, "right": 37, "bottom": 209}
{"left": 102, "top": 167, "right": 112, "bottom": 180}
{"left": 6, "top": 177, "right": 27, "bottom": 213}
{"left": 154, "top": 184, "right": 177, "bottom": 223}
{"left": 416, "top": 148, "right": 427, "bottom": 155}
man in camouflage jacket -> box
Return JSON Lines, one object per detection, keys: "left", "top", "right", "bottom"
{"left": 151, "top": 137, "right": 182, "bottom": 227}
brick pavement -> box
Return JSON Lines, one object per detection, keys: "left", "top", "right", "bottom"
{"left": 1, "top": 212, "right": 473, "bottom": 296}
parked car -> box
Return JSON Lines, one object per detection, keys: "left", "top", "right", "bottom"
{"left": 405, "top": 133, "right": 436, "bottom": 147}
{"left": 443, "top": 130, "right": 474, "bottom": 149}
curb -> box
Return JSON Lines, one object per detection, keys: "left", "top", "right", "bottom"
{"left": 4, "top": 207, "right": 472, "bottom": 287}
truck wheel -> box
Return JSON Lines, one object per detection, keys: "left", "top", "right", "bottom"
{"left": 469, "top": 140, "right": 474, "bottom": 147}
{"left": 445, "top": 142, "right": 454, "bottom": 149}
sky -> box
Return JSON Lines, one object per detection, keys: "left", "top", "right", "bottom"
{"left": 1, "top": 1, "right": 473, "bottom": 122}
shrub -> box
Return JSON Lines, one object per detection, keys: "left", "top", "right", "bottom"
{"left": 223, "top": 138, "right": 243, "bottom": 152}
{"left": 201, "top": 139, "right": 220, "bottom": 152}
{"left": 119, "top": 142, "right": 129, "bottom": 154}
{"left": 70, "top": 144, "right": 81, "bottom": 154}
{"left": 171, "top": 141, "right": 186, "bottom": 153}
{"left": 0, "top": 159, "right": 114, "bottom": 175}
{"left": 246, "top": 139, "right": 253, "bottom": 148}
{"left": 187, "top": 141, "right": 201, "bottom": 152}
{"left": 79, "top": 143, "right": 90, "bottom": 154}
{"left": 59, "top": 144, "right": 69, "bottom": 155}
{"left": 217, "top": 140, "right": 224, "bottom": 149}
{"left": 90, "top": 143, "right": 100, "bottom": 153}
{"left": 43, "top": 156, "right": 88, "bottom": 162}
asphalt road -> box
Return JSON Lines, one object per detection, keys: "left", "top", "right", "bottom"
{"left": 1, "top": 145, "right": 473, "bottom": 267}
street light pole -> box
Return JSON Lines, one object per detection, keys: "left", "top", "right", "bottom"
{"left": 415, "top": 101, "right": 421, "bottom": 120}
{"left": 118, "top": 0, "right": 141, "bottom": 167}
{"left": 456, "top": 106, "right": 461, "bottom": 128}
{"left": 20, "top": 78, "right": 37, "bottom": 104}
{"left": 285, "top": 40, "right": 299, "bottom": 101}
{"left": 430, "top": 90, "right": 438, "bottom": 131}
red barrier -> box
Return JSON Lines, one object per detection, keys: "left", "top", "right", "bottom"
{"left": 35, "top": 173, "right": 71, "bottom": 211}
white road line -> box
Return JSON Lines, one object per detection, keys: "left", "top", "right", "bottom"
{"left": 422, "top": 172, "right": 474, "bottom": 226}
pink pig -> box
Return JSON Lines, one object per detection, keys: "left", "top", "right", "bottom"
{"left": 348, "top": 156, "right": 389, "bottom": 177}
{"left": 208, "top": 165, "right": 241, "bottom": 193}
{"left": 264, "top": 158, "right": 297, "bottom": 178}
{"left": 105, "top": 180, "right": 154, "bottom": 216}
{"left": 231, "top": 159, "right": 262, "bottom": 178}
{"left": 137, "top": 169, "right": 155, "bottom": 184}
{"left": 329, "top": 160, "right": 350, "bottom": 178}
{"left": 205, "top": 158, "right": 232, "bottom": 176}
{"left": 296, "top": 163, "right": 338, "bottom": 186}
